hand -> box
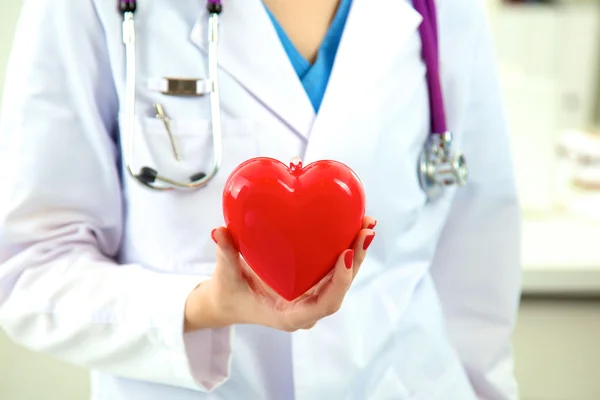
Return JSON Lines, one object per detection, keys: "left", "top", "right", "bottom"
{"left": 184, "top": 216, "right": 376, "bottom": 333}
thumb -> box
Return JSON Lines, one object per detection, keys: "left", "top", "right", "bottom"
{"left": 312, "top": 249, "right": 354, "bottom": 316}
{"left": 211, "top": 227, "right": 240, "bottom": 265}
{"left": 328, "top": 249, "right": 355, "bottom": 296}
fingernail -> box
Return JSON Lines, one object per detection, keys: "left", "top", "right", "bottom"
{"left": 211, "top": 229, "right": 218, "bottom": 244}
{"left": 344, "top": 250, "right": 354, "bottom": 269}
{"left": 363, "top": 233, "right": 376, "bottom": 251}
{"left": 367, "top": 220, "right": 377, "bottom": 230}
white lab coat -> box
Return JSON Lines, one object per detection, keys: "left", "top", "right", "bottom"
{"left": 0, "top": 0, "right": 521, "bottom": 399}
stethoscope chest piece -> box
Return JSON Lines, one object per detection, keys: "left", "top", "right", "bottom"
{"left": 419, "top": 131, "right": 468, "bottom": 200}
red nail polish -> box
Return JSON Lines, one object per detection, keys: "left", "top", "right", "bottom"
{"left": 363, "top": 233, "right": 375, "bottom": 251}
{"left": 367, "top": 220, "right": 377, "bottom": 230}
{"left": 211, "top": 229, "right": 217, "bottom": 244}
{"left": 344, "top": 250, "right": 354, "bottom": 269}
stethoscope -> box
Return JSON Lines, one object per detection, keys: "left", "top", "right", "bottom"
{"left": 118, "top": 0, "right": 467, "bottom": 200}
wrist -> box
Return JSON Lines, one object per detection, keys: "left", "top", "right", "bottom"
{"left": 184, "top": 280, "right": 235, "bottom": 332}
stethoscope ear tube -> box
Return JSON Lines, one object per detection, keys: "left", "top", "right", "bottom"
{"left": 120, "top": 4, "right": 223, "bottom": 191}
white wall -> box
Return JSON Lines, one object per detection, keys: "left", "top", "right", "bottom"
{"left": 488, "top": 0, "right": 600, "bottom": 212}
{"left": 487, "top": 2, "right": 600, "bottom": 398}
{"left": 0, "top": 0, "right": 21, "bottom": 108}
{"left": 0, "top": 331, "right": 89, "bottom": 400}
{"left": 514, "top": 299, "right": 600, "bottom": 400}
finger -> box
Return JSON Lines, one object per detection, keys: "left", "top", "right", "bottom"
{"left": 219, "top": 239, "right": 274, "bottom": 298}
{"left": 212, "top": 227, "right": 237, "bottom": 254}
{"left": 212, "top": 234, "right": 283, "bottom": 302}
{"left": 310, "top": 249, "right": 355, "bottom": 319}
{"left": 352, "top": 229, "right": 376, "bottom": 280}
{"left": 362, "top": 216, "right": 377, "bottom": 230}
{"left": 293, "top": 269, "right": 334, "bottom": 303}
{"left": 351, "top": 216, "right": 376, "bottom": 249}
{"left": 212, "top": 227, "right": 242, "bottom": 278}
{"left": 300, "top": 321, "right": 317, "bottom": 330}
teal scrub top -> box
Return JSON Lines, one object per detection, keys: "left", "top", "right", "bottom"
{"left": 264, "top": 0, "right": 353, "bottom": 113}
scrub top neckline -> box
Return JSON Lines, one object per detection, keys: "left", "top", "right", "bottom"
{"left": 263, "top": 0, "right": 353, "bottom": 112}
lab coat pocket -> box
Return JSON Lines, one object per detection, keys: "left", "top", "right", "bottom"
{"left": 119, "top": 115, "right": 259, "bottom": 274}
{"left": 130, "top": 115, "right": 258, "bottom": 185}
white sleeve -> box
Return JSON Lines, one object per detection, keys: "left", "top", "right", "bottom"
{"left": 429, "top": 8, "right": 522, "bottom": 400}
{"left": 0, "top": 0, "right": 231, "bottom": 392}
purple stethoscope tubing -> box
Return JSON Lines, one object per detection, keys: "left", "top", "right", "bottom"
{"left": 412, "top": 0, "right": 447, "bottom": 135}
{"left": 412, "top": 0, "right": 467, "bottom": 198}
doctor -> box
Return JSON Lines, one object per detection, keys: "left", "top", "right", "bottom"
{"left": 0, "top": 0, "right": 522, "bottom": 399}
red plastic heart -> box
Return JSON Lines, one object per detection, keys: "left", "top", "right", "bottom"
{"left": 222, "top": 157, "right": 366, "bottom": 301}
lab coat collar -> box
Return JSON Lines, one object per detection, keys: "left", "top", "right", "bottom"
{"left": 189, "top": 0, "right": 423, "bottom": 141}
{"left": 304, "top": 0, "right": 423, "bottom": 158}
{"left": 190, "top": 0, "right": 315, "bottom": 140}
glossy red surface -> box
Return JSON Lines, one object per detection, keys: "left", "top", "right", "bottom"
{"left": 222, "top": 157, "right": 366, "bottom": 301}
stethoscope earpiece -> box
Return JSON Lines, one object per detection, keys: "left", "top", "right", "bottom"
{"left": 206, "top": 0, "right": 222, "bottom": 14}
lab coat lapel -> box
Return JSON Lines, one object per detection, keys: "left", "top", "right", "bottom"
{"left": 304, "top": 0, "right": 424, "bottom": 157}
{"left": 189, "top": 1, "right": 315, "bottom": 140}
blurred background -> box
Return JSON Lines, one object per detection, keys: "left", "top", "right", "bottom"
{"left": 1, "top": 0, "right": 600, "bottom": 399}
